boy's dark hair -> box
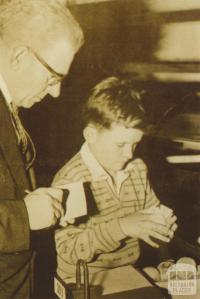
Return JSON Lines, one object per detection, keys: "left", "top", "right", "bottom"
{"left": 83, "top": 77, "right": 147, "bottom": 130}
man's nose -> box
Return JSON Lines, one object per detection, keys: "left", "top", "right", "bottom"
{"left": 48, "top": 83, "right": 61, "bottom": 98}
{"left": 123, "top": 145, "right": 133, "bottom": 159}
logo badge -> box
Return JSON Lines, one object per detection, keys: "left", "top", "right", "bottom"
{"left": 167, "top": 263, "right": 197, "bottom": 296}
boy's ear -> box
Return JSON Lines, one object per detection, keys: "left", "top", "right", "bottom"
{"left": 83, "top": 125, "right": 97, "bottom": 144}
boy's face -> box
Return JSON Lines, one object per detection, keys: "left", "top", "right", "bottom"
{"left": 87, "top": 123, "right": 144, "bottom": 173}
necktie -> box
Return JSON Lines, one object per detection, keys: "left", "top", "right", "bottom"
{"left": 10, "top": 103, "right": 36, "bottom": 170}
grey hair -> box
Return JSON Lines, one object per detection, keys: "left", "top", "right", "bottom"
{"left": 0, "top": 0, "right": 84, "bottom": 52}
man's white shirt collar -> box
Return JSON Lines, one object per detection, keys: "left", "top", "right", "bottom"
{"left": 80, "top": 142, "right": 108, "bottom": 181}
{"left": 0, "top": 73, "right": 22, "bottom": 144}
{"left": 0, "top": 73, "right": 13, "bottom": 106}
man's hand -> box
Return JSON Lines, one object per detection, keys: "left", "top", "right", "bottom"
{"left": 165, "top": 214, "right": 178, "bottom": 239}
{"left": 119, "top": 208, "right": 177, "bottom": 248}
{"left": 24, "top": 188, "right": 64, "bottom": 230}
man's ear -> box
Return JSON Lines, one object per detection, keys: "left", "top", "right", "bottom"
{"left": 11, "top": 46, "right": 29, "bottom": 69}
{"left": 83, "top": 125, "right": 98, "bottom": 144}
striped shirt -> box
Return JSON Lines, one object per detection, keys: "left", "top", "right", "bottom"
{"left": 52, "top": 143, "right": 159, "bottom": 281}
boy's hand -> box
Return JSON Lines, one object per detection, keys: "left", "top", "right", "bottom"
{"left": 141, "top": 205, "right": 178, "bottom": 239}
{"left": 165, "top": 214, "right": 178, "bottom": 238}
{"left": 119, "top": 208, "right": 177, "bottom": 248}
{"left": 24, "top": 188, "right": 64, "bottom": 230}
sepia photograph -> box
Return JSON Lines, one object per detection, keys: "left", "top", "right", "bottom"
{"left": 0, "top": 0, "right": 199, "bottom": 298}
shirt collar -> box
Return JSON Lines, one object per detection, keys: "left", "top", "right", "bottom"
{"left": 0, "top": 73, "right": 13, "bottom": 107}
{"left": 80, "top": 142, "right": 108, "bottom": 181}
{"left": 80, "top": 142, "right": 134, "bottom": 183}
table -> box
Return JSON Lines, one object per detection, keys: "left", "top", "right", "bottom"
{"left": 89, "top": 265, "right": 165, "bottom": 299}
{"left": 102, "top": 286, "right": 165, "bottom": 299}
{"left": 55, "top": 265, "right": 167, "bottom": 299}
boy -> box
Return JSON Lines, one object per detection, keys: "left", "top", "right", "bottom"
{"left": 52, "top": 77, "right": 177, "bottom": 280}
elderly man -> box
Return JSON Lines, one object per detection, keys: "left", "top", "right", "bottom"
{"left": 0, "top": 0, "right": 83, "bottom": 298}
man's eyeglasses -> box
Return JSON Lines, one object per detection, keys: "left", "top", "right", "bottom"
{"left": 27, "top": 46, "right": 65, "bottom": 86}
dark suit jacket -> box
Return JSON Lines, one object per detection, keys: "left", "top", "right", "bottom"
{"left": 0, "top": 94, "right": 32, "bottom": 299}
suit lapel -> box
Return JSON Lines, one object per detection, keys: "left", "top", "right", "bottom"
{"left": 0, "top": 94, "right": 30, "bottom": 195}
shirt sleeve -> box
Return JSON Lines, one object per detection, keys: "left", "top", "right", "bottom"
{"left": 55, "top": 217, "right": 126, "bottom": 265}
{"left": 144, "top": 180, "right": 160, "bottom": 208}
{"left": 135, "top": 159, "right": 160, "bottom": 208}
